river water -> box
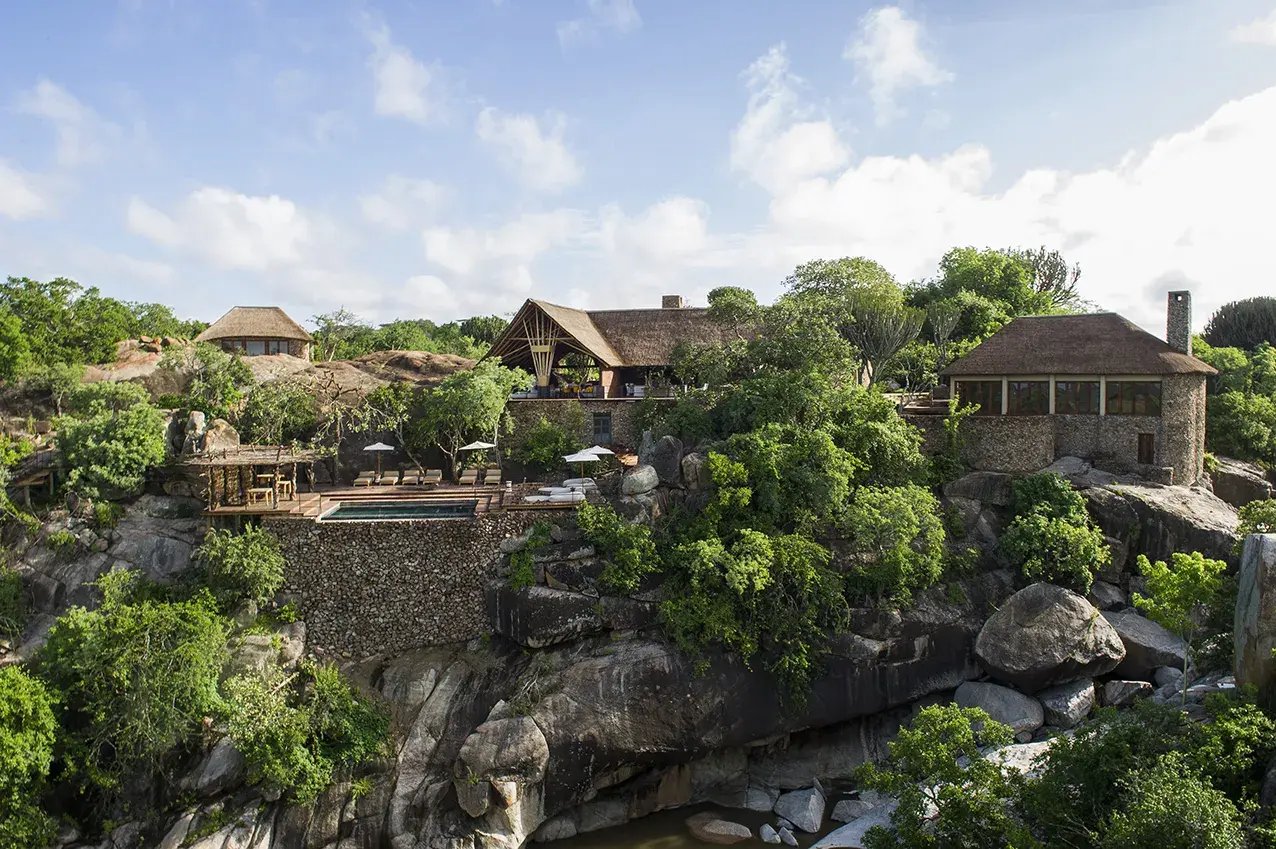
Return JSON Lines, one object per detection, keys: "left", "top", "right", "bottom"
{"left": 552, "top": 803, "right": 841, "bottom": 849}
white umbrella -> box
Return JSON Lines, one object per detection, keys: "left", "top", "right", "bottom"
{"left": 460, "top": 440, "right": 497, "bottom": 451}
{"left": 363, "top": 442, "right": 395, "bottom": 476}
{"left": 582, "top": 445, "right": 615, "bottom": 456}
{"left": 563, "top": 451, "right": 602, "bottom": 478}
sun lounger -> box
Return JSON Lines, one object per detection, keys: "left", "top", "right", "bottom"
{"left": 458, "top": 469, "right": 479, "bottom": 485}
{"left": 422, "top": 469, "right": 443, "bottom": 483}
{"left": 548, "top": 491, "right": 586, "bottom": 503}
{"left": 403, "top": 470, "right": 425, "bottom": 486}
{"left": 353, "top": 471, "right": 376, "bottom": 487}
{"left": 377, "top": 470, "right": 401, "bottom": 485}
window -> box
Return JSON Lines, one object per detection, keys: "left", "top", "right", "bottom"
{"left": 1138, "top": 433, "right": 1155, "bottom": 465}
{"left": 1055, "top": 381, "right": 1101, "bottom": 415}
{"left": 1007, "top": 381, "right": 1050, "bottom": 415}
{"left": 592, "top": 412, "right": 613, "bottom": 444}
{"left": 955, "top": 380, "right": 1002, "bottom": 415}
{"left": 246, "top": 340, "right": 266, "bottom": 356}
{"left": 1106, "top": 381, "right": 1162, "bottom": 416}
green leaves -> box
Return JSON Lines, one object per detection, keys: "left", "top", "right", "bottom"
{"left": 840, "top": 484, "right": 946, "bottom": 606}
{"left": 57, "top": 392, "right": 167, "bottom": 499}
{"left": 197, "top": 526, "right": 287, "bottom": 608}
{"left": 1000, "top": 473, "right": 1109, "bottom": 593}
{"left": 0, "top": 666, "right": 57, "bottom": 845}
{"left": 1133, "top": 551, "right": 1227, "bottom": 644}
{"left": 577, "top": 502, "right": 657, "bottom": 595}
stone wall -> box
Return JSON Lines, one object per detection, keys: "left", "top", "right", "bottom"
{"left": 505, "top": 398, "right": 649, "bottom": 449}
{"left": 266, "top": 511, "right": 546, "bottom": 658}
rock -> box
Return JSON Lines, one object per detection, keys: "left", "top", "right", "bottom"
{"left": 831, "top": 799, "right": 877, "bottom": 822}
{"left": 760, "top": 823, "right": 781, "bottom": 844}
{"left": 1103, "top": 680, "right": 1153, "bottom": 707}
{"left": 533, "top": 815, "right": 578, "bottom": 842}
{"left": 488, "top": 586, "right": 605, "bottom": 648}
{"left": 453, "top": 716, "right": 550, "bottom": 818}
{"left": 225, "top": 635, "right": 278, "bottom": 679}
{"left": 1086, "top": 483, "right": 1239, "bottom": 568}
{"left": 954, "top": 681, "right": 1044, "bottom": 735}
{"left": 578, "top": 799, "right": 628, "bottom": 833}
{"left": 1236, "top": 534, "right": 1276, "bottom": 694}
{"left": 645, "top": 435, "right": 684, "bottom": 486}
{"left": 276, "top": 621, "right": 306, "bottom": 668}
{"left": 779, "top": 826, "right": 799, "bottom": 847}
{"left": 774, "top": 785, "right": 826, "bottom": 833}
{"left": 1037, "top": 679, "right": 1095, "bottom": 729}
{"left": 622, "top": 465, "right": 660, "bottom": 496}
{"left": 1154, "top": 666, "right": 1184, "bottom": 688}
{"left": 1211, "top": 457, "right": 1274, "bottom": 509}
{"left": 685, "top": 812, "right": 752, "bottom": 844}
{"left": 230, "top": 599, "right": 258, "bottom": 629}
{"left": 812, "top": 803, "right": 896, "bottom": 849}
{"left": 682, "top": 452, "right": 710, "bottom": 491}
{"left": 744, "top": 783, "right": 780, "bottom": 812}
{"left": 201, "top": 418, "right": 240, "bottom": 453}
{"left": 943, "top": 472, "right": 1013, "bottom": 507}
{"left": 1103, "top": 610, "right": 1188, "bottom": 680}
{"left": 975, "top": 583, "right": 1125, "bottom": 693}
{"left": 1087, "top": 581, "right": 1126, "bottom": 611}
{"left": 944, "top": 497, "right": 982, "bottom": 538}
{"left": 184, "top": 738, "right": 245, "bottom": 797}
{"left": 155, "top": 813, "right": 194, "bottom": 849}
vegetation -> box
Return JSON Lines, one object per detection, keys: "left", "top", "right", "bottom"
{"left": 197, "top": 525, "right": 286, "bottom": 607}
{"left": 0, "top": 666, "right": 57, "bottom": 847}
{"left": 57, "top": 384, "right": 167, "bottom": 499}
{"left": 508, "top": 522, "right": 552, "bottom": 590}
{"left": 237, "top": 379, "right": 320, "bottom": 445}
{"left": 0, "top": 565, "right": 22, "bottom": 638}
{"left": 1195, "top": 336, "right": 1276, "bottom": 468}
{"left": 515, "top": 406, "right": 585, "bottom": 471}
{"left": 840, "top": 484, "right": 946, "bottom": 606}
{"left": 1204, "top": 297, "right": 1276, "bottom": 352}
{"left": 1000, "top": 473, "right": 1109, "bottom": 592}
{"left": 577, "top": 502, "right": 657, "bottom": 594}
{"left": 158, "top": 343, "right": 254, "bottom": 421}
{"left": 1133, "top": 551, "right": 1228, "bottom": 702}
{"left": 310, "top": 308, "right": 506, "bottom": 361}
{"left": 409, "top": 360, "right": 528, "bottom": 479}
{"left": 1236, "top": 499, "right": 1276, "bottom": 550}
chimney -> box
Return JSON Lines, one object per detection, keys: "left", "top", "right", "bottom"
{"left": 1166, "top": 290, "right": 1192, "bottom": 355}
{"left": 661, "top": 294, "right": 687, "bottom": 309}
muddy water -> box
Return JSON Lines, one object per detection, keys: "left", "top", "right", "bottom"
{"left": 551, "top": 803, "right": 842, "bottom": 849}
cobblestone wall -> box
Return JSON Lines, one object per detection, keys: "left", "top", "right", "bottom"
{"left": 266, "top": 511, "right": 546, "bottom": 658}
{"left": 505, "top": 399, "right": 647, "bottom": 449}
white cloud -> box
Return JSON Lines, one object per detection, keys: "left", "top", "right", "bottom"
{"left": 730, "top": 45, "right": 850, "bottom": 193}
{"left": 1231, "top": 8, "right": 1276, "bottom": 45}
{"left": 475, "top": 108, "right": 582, "bottom": 193}
{"left": 126, "top": 187, "right": 317, "bottom": 271}
{"left": 0, "top": 160, "right": 51, "bottom": 219}
{"left": 557, "top": 0, "right": 642, "bottom": 46}
{"left": 366, "top": 24, "right": 444, "bottom": 125}
{"left": 360, "top": 176, "right": 449, "bottom": 230}
{"left": 846, "top": 6, "right": 952, "bottom": 124}
{"left": 16, "top": 79, "right": 118, "bottom": 167}
{"left": 598, "top": 196, "right": 710, "bottom": 262}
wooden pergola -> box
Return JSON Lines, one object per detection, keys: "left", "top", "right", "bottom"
{"left": 182, "top": 445, "right": 332, "bottom": 513}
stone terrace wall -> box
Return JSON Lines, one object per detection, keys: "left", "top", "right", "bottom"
{"left": 505, "top": 399, "right": 648, "bottom": 449}
{"left": 266, "top": 511, "right": 546, "bottom": 659}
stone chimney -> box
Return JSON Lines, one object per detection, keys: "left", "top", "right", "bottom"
{"left": 661, "top": 294, "right": 687, "bottom": 309}
{"left": 1167, "top": 290, "right": 1192, "bottom": 355}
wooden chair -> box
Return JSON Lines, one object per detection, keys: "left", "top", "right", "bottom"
{"left": 458, "top": 469, "right": 479, "bottom": 485}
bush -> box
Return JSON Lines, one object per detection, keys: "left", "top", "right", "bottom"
{"left": 840, "top": 484, "right": 945, "bottom": 606}
{"left": 46, "top": 528, "right": 78, "bottom": 553}
{"left": 58, "top": 398, "right": 167, "bottom": 499}
{"left": 1000, "top": 473, "right": 1109, "bottom": 592}
{"left": 197, "top": 526, "right": 286, "bottom": 607}
{"left": 91, "top": 501, "right": 123, "bottom": 530}
{"left": 1207, "top": 391, "right": 1276, "bottom": 467}
{"left": 236, "top": 380, "right": 320, "bottom": 445}
{"left": 0, "top": 566, "right": 22, "bottom": 638}
{"left": 1101, "top": 753, "right": 1244, "bottom": 849}
{"left": 577, "top": 502, "right": 657, "bottom": 595}
{"left": 39, "top": 571, "right": 228, "bottom": 802}
{"left": 1204, "top": 296, "right": 1276, "bottom": 352}
{"left": 66, "top": 381, "right": 151, "bottom": 416}
{"left": 508, "top": 522, "right": 551, "bottom": 590}
{"left": 1237, "top": 499, "right": 1276, "bottom": 551}
{"left": 159, "top": 343, "right": 253, "bottom": 420}
{"left": 1133, "top": 551, "right": 1228, "bottom": 699}
{"left": 516, "top": 411, "right": 583, "bottom": 471}
{"left": 0, "top": 666, "right": 57, "bottom": 847}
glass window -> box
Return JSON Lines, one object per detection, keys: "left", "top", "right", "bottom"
{"left": 1106, "top": 381, "right": 1162, "bottom": 416}
{"left": 955, "top": 380, "right": 1002, "bottom": 415}
{"left": 1008, "top": 381, "right": 1050, "bottom": 415}
{"left": 1055, "top": 381, "right": 1101, "bottom": 415}
{"left": 592, "top": 412, "right": 613, "bottom": 442}
{"left": 246, "top": 340, "right": 266, "bottom": 356}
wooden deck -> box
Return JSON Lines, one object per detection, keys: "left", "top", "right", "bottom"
{"left": 203, "top": 482, "right": 553, "bottom": 520}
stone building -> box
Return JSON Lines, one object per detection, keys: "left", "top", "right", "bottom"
{"left": 488, "top": 296, "right": 733, "bottom": 448}
{"left": 195, "top": 305, "right": 313, "bottom": 359}
{"left": 912, "top": 291, "right": 1216, "bottom": 484}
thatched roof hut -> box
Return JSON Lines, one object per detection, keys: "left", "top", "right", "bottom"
{"left": 196, "top": 306, "right": 313, "bottom": 359}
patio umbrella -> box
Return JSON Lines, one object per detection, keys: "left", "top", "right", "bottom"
{"left": 582, "top": 445, "right": 615, "bottom": 456}
{"left": 563, "top": 451, "right": 602, "bottom": 478}
{"left": 459, "top": 440, "right": 498, "bottom": 477}
{"left": 363, "top": 442, "right": 394, "bottom": 476}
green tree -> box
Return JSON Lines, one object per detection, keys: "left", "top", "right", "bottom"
{"left": 857, "top": 704, "right": 1032, "bottom": 849}
{"left": 1009, "top": 245, "right": 1083, "bottom": 310}
{"left": 516, "top": 408, "right": 585, "bottom": 471}
{"left": 0, "top": 307, "right": 31, "bottom": 382}
{"left": 237, "top": 380, "right": 320, "bottom": 445}
{"left": 310, "top": 308, "right": 375, "bottom": 361}
{"left": 840, "top": 484, "right": 945, "bottom": 606}
{"left": 577, "top": 501, "right": 657, "bottom": 594}
{"left": 411, "top": 361, "right": 528, "bottom": 479}
{"left": 197, "top": 526, "right": 286, "bottom": 607}
{"left": 1206, "top": 390, "right": 1276, "bottom": 466}
{"left": 457, "top": 315, "right": 510, "bottom": 346}
{"left": 1133, "top": 551, "right": 1227, "bottom": 703}
{"left": 67, "top": 380, "right": 151, "bottom": 416}
{"left": 1237, "top": 499, "right": 1276, "bottom": 546}
{"left": 58, "top": 391, "right": 167, "bottom": 499}
{"left": 1100, "top": 754, "right": 1243, "bottom": 849}
{"left": 999, "top": 473, "right": 1109, "bottom": 592}
{"left": 1204, "top": 297, "right": 1276, "bottom": 351}
{"left": 28, "top": 361, "right": 85, "bottom": 416}
{"left": 159, "top": 343, "right": 254, "bottom": 420}
{"left": 0, "top": 666, "right": 57, "bottom": 847}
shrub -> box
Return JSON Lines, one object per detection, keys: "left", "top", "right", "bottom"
{"left": 236, "top": 380, "right": 320, "bottom": 445}
{"left": 1000, "top": 473, "right": 1109, "bottom": 592}
{"left": 516, "top": 411, "right": 583, "bottom": 471}
{"left": 1188, "top": 694, "right": 1276, "bottom": 798}
{"left": 91, "top": 501, "right": 123, "bottom": 530}
{"left": 929, "top": 400, "right": 979, "bottom": 486}
{"left": 577, "top": 502, "right": 658, "bottom": 595}
{"left": 159, "top": 343, "right": 253, "bottom": 420}
{"left": 39, "top": 570, "right": 228, "bottom": 802}
{"left": 1236, "top": 499, "right": 1276, "bottom": 553}
{"left": 0, "top": 566, "right": 23, "bottom": 638}
{"left": 66, "top": 381, "right": 151, "bottom": 416}
{"left": 840, "top": 484, "right": 945, "bottom": 606}
{"left": 1203, "top": 296, "right": 1276, "bottom": 352}
{"left": 58, "top": 399, "right": 167, "bottom": 499}
{"left": 0, "top": 666, "right": 57, "bottom": 847}
{"left": 197, "top": 526, "right": 286, "bottom": 607}
{"left": 1101, "top": 753, "right": 1244, "bottom": 849}
{"left": 1207, "top": 391, "right": 1276, "bottom": 467}
{"left": 1133, "top": 551, "right": 1227, "bottom": 701}
{"left": 46, "top": 528, "right": 78, "bottom": 553}
{"left": 507, "top": 522, "right": 551, "bottom": 590}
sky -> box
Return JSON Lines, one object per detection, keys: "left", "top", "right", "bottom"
{"left": 1, "top": 0, "right": 1275, "bottom": 335}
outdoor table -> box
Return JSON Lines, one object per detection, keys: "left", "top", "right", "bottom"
{"left": 247, "top": 487, "right": 273, "bottom": 505}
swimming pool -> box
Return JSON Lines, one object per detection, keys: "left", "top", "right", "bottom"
{"left": 320, "top": 500, "right": 478, "bottom": 521}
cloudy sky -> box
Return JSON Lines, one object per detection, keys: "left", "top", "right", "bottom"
{"left": 1, "top": 1, "right": 1274, "bottom": 333}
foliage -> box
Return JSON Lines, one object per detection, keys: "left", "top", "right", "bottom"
{"left": 1188, "top": 693, "right": 1276, "bottom": 799}
{"left": 1000, "top": 473, "right": 1108, "bottom": 592}
{"left": 222, "top": 661, "right": 388, "bottom": 803}
{"left": 57, "top": 391, "right": 167, "bottom": 499}
{"left": 159, "top": 343, "right": 254, "bottom": 420}
{"left": 1204, "top": 297, "right": 1276, "bottom": 352}
{"left": 310, "top": 308, "right": 497, "bottom": 361}
{"left": 0, "top": 307, "right": 31, "bottom": 383}
{"left": 91, "top": 501, "right": 124, "bottom": 530}
{"left": 578, "top": 502, "right": 657, "bottom": 594}
{"left": 236, "top": 380, "right": 320, "bottom": 445}
{"left": 1008, "top": 245, "right": 1083, "bottom": 310}
{"left": 39, "top": 571, "right": 228, "bottom": 805}
{"left": 67, "top": 380, "right": 151, "bottom": 416}
{"left": 930, "top": 400, "right": 979, "bottom": 485}
{"left": 1133, "top": 551, "right": 1227, "bottom": 701}
{"left": 508, "top": 522, "right": 552, "bottom": 590}
{"left": 197, "top": 526, "right": 286, "bottom": 607}
{"left": 1206, "top": 390, "right": 1276, "bottom": 467}
{"left": 516, "top": 407, "right": 585, "bottom": 471}
{"left": 0, "top": 666, "right": 57, "bottom": 847}
{"left": 410, "top": 361, "right": 528, "bottom": 479}
{"left": 46, "top": 529, "right": 78, "bottom": 553}
{"left": 27, "top": 361, "right": 86, "bottom": 415}
{"left": 1100, "top": 753, "right": 1244, "bottom": 849}
{"left": 840, "top": 484, "right": 945, "bottom": 606}
{"left": 857, "top": 704, "right": 1031, "bottom": 849}
{"left": 1237, "top": 499, "right": 1276, "bottom": 550}
{"left": 0, "top": 566, "right": 21, "bottom": 638}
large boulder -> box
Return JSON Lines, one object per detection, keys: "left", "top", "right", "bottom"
{"left": 1102, "top": 610, "right": 1188, "bottom": 681}
{"left": 647, "top": 435, "right": 684, "bottom": 487}
{"left": 1085, "top": 483, "right": 1239, "bottom": 568}
{"left": 1211, "top": 457, "right": 1274, "bottom": 509}
{"left": 1102, "top": 680, "right": 1153, "bottom": 708}
{"left": 1236, "top": 534, "right": 1276, "bottom": 694}
{"left": 954, "top": 681, "right": 1044, "bottom": 736}
{"left": 1037, "top": 679, "right": 1095, "bottom": 729}
{"left": 488, "top": 586, "right": 605, "bottom": 648}
{"left": 685, "top": 813, "right": 752, "bottom": 844}
{"left": 453, "top": 716, "right": 551, "bottom": 817}
{"left": 682, "top": 452, "right": 711, "bottom": 491}
{"left": 774, "top": 785, "right": 826, "bottom": 833}
{"left": 943, "top": 472, "right": 1013, "bottom": 508}
{"left": 622, "top": 465, "right": 659, "bottom": 496}
{"left": 201, "top": 418, "right": 240, "bottom": 453}
{"left": 974, "top": 583, "right": 1125, "bottom": 693}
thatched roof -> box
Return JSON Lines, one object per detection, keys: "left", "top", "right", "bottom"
{"left": 942, "top": 313, "right": 1216, "bottom": 377}
{"left": 488, "top": 298, "right": 733, "bottom": 368}
{"left": 180, "top": 445, "right": 331, "bottom": 467}
{"left": 196, "top": 306, "right": 313, "bottom": 343}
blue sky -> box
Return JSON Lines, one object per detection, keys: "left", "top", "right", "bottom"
{"left": 1, "top": 0, "right": 1275, "bottom": 334}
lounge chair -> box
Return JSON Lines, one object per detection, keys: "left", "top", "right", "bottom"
{"left": 353, "top": 471, "right": 376, "bottom": 487}
{"left": 422, "top": 469, "right": 443, "bottom": 484}
{"left": 458, "top": 469, "right": 479, "bottom": 485}
{"left": 486, "top": 467, "right": 502, "bottom": 484}
{"left": 404, "top": 470, "right": 425, "bottom": 486}
{"left": 377, "top": 470, "right": 401, "bottom": 486}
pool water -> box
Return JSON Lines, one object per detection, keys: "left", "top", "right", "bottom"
{"left": 320, "top": 500, "right": 478, "bottom": 521}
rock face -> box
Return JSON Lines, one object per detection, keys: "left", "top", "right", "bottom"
{"left": 954, "top": 681, "right": 1044, "bottom": 736}
{"left": 1085, "top": 483, "right": 1239, "bottom": 569}
{"left": 453, "top": 717, "right": 550, "bottom": 818}
{"left": 201, "top": 418, "right": 240, "bottom": 453}
{"left": 488, "top": 586, "right": 605, "bottom": 649}
{"left": 1103, "top": 680, "right": 1153, "bottom": 708}
{"left": 1235, "top": 534, "right": 1276, "bottom": 694}
{"left": 1037, "top": 679, "right": 1095, "bottom": 729}
{"left": 1211, "top": 457, "right": 1274, "bottom": 509}
{"left": 774, "top": 786, "right": 826, "bottom": 833}
{"left": 646, "top": 435, "right": 684, "bottom": 486}
{"left": 974, "top": 583, "right": 1125, "bottom": 693}
{"left": 623, "top": 465, "right": 660, "bottom": 496}
{"left": 943, "top": 472, "right": 1013, "bottom": 507}
{"left": 1103, "top": 610, "right": 1188, "bottom": 680}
